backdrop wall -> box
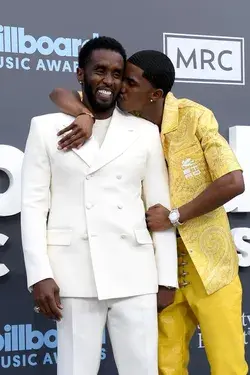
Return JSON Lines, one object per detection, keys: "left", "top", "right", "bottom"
{"left": 0, "top": 1, "right": 249, "bottom": 373}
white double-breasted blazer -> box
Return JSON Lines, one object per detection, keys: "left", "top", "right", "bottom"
{"left": 21, "top": 108, "right": 178, "bottom": 299}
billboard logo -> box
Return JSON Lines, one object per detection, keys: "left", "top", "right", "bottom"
{"left": 0, "top": 324, "right": 56, "bottom": 352}
{"left": 163, "top": 33, "right": 245, "bottom": 85}
{"left": 0, "top": 324, "right": 57, "bottom": 368}
{"left": 0, "top": 26, "right": 99, "bottom": 57}
{"left": 0, "top": 25, "right": 99, "bottom": 72}
{"left": 0, "top": 324, "right": 107, "bottom": 368}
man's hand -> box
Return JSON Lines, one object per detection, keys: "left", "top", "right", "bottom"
{"left": 157, "top": 286, "right": 175, "bottom": 312}
{"left": 33, "top": 278, "right": 63, "bottom": 321}
{"left": 57, "top": 114, "right": 94, "bottom": 151}
{"left": 146, "top": 204, "right": 172, "bottom": 231}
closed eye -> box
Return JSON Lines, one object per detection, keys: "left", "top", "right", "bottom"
{"left": 95, "top": 68, "right": 105, "bottom": 74}
{"left": 126, "top": 78, "right": 136, "bottom": 87}
{"left": 113, "top": 71, "right": 122, "bottom": 79}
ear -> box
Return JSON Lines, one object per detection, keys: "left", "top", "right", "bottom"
{"left": 151, "top": 88, "right": 164, "bottom": 101}
{"left": 77, "top": 67, "right": 84, "bottom": 84}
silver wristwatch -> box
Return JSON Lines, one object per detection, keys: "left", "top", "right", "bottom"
{"left": 168, "top": 208, "right": 183, "bottom": 227}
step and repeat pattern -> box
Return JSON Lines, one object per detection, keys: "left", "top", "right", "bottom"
{"left": 0, "top": 0, "right": 249, "bottom": 373}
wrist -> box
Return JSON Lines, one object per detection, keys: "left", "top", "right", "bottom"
{"left": 77, "top": 111, "right": 95, "bottom": 124}
{"left": 179, "top": 204, "right": 193, "bottom": 223}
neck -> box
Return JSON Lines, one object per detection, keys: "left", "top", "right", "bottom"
{"left": 93, "top": 108, "right": 114, "bottom": 120}
{"left": 140, "top": 99, "right": 165, "bottom": 131}
{"left": 81, "top": 91, "right": 114, "bottom": 120}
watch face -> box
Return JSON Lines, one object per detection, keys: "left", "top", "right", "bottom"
{"left": 170, "top": 211, "right": 179, "bottom": 222}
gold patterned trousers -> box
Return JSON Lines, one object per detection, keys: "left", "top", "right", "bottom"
{"left": 158, "top": 238, "right": 248, "bottom": 375}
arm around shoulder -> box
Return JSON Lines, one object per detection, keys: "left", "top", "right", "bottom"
{"left": 49, "top": 88, "right": 85, "bottom": 117}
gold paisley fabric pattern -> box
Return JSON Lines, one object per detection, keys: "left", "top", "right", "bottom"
{"left": 161, "top": 93, "right": 241, "bottom": 294}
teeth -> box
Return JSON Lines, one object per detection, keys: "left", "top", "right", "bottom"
{"left": 98, "top": 90, "right": 112, "bottom": 95}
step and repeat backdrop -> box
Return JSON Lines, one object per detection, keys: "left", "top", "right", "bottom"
{"left": 0, "top": 0, "right": 249, "bottom": 373}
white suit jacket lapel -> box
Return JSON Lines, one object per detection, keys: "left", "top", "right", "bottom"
{"left": 88, "top": 108, "right": 140, "bottom": 174}
{"left": 56, "top": 115, "right": 99, "bottom": 168}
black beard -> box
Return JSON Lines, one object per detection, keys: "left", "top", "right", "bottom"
{"left": 83, "top": 78, "right": 117, "bottom": 113}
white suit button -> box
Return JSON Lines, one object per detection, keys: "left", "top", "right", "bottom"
{"left": 86, "top": 203, "right": 92, "bottom": 210}
{"left": 116, "top": 175, "right": 122, "bottom": 180}
{"left": 117, "top": 204, "right": 123, "bottom": 209}
{"left": 121, "top": 234, "right": 126, "bottom": 239}
{"left": 82, "top": 234, "right": 88, "bottom": 240}
{"left": 86, "top": 175, "right": 91, "bottom": 180}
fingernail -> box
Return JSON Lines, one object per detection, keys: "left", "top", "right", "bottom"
{"left": 57, "top": 146, "right": 62, "bottom": 150}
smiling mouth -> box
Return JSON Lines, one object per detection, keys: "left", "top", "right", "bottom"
{"left": 96, "top": 89, "right": 113, "bottom": 101}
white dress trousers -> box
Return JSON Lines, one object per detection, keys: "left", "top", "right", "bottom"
{"left": 57, "top": 294, "right": 158, "bottom": 375}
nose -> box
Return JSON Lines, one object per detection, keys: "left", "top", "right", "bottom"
{"left": 120, "top": 82, "right": 126, "bottom": 94}
{"left": 103, "top": 73, "right": 113, "bottom": 86}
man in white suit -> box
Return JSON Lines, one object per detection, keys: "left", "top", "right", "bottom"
{"left": 21, "top": 36, "right": 178, "bottom": 375}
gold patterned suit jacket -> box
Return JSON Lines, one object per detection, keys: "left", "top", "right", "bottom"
{"left": 161, "top": 93, "right": 241, "bottom": 294}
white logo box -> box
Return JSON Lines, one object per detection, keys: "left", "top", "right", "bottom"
{"left": 163, "top": 33, "right": 245, "bottom": 85}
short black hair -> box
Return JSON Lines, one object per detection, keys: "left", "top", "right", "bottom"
{"left": 128, "top": 50, "right": 175, "bottom": 96}
{"left": 78, "top": 36, "right": 127, "bottom": 69}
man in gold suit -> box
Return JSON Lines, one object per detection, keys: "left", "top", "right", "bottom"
{"left": 49, "top": 49, "right": 248, "bottom": 374}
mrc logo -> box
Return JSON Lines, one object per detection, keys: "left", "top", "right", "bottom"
{"left": 163, "top": 33, "right": 245, "bottom": 85}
